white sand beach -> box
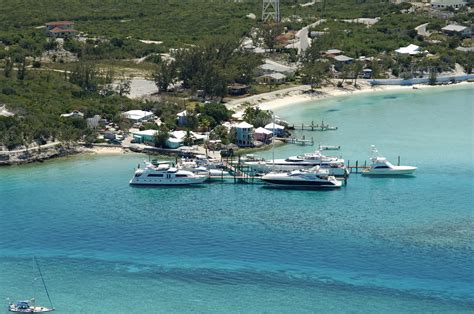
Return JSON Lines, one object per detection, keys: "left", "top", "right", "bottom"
{"left": 226, "top": 80, "right": 473, "bottom": 113}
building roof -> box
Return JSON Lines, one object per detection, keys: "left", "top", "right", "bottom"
{"left": 333, "top": 55, "right": 353, "bottom": 62}
{"left": 236, "top": 121, "right": 254, "bottom": 129}
{"left": 49, "top": 27, "right": 77, "bottom": 33}
{"left": 133, "top": 129, "right": 157, "bottom": 137}
{"left": 60, "top": 110, "right": 84, "bottom": 118}
{"left": 123, "top": 110, "right": 154, "bottom": 121}
{"left": 260, "top": 61, "right": 296, "bottom": 74}
{"left": 264, "top": 122, "right": 285, "bottom": 130}
{"left": 176, "top": 110, "right": 187, "bottom": 117}
{"left": 325, "top": 49, "right": 342, "bottom": 55}
{"left": 431, "top": 0, "right": 466, "bottom": 4}
{"left": 254, "top": 127, "right": 273, "bottom": 135}
{"left": 45, "top": 21, "right": 74, "bottom": 26}
{"left": 395, "top": 44, "right": 420, "bottom": 55}
{"left": 260, "top": 73, "right": 287, "bottom": 80}
{"left": 455, "top": 46, "right": 474, "bottom": 52}
{"left": 442, "top": 24, "right": 468, "bottom": 32}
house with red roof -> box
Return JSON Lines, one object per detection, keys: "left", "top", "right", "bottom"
{"left": 45, "top": 21, "right": 76, "bottom": 38}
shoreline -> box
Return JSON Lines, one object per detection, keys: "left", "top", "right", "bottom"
{"left": 226, "top": 81, "right": 473, "bottom": 113}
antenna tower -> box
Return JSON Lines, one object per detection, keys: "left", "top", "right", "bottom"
{"left": 262, "top": 0, "right": 280, "bottom": 23}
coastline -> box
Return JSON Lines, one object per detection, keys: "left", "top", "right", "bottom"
{"left": 226, "top": 80, "right": 473, "bottom": 112}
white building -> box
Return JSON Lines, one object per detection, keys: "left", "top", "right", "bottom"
{"left": 264, "top": 122, "right": 285, "bottom": 137}
{"left": 441, "top": 24, "right": 471, "bottom": 37}
{"left": 123, "top": 110, "right": 154, "bottom": 122}
{"left": 431, "top": 0, "right": 466, "bottom": 9}
{"left": 395, "top": 44, "right": 421, "bottom": 55}
{"left": 235, "top": 121, "right": 254, "bottom": 147}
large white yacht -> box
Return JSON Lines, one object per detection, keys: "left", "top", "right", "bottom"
{"left": 261, "top": 167, "right": 342, "bottom": 188}
{"left": 362, "top": 146, "right": 417, "bottom": 176}
{"left": 130, "top": 161, "right": 208, "bottom": 185}
{"left": 246, "top": 150, "right": 348, "bottom": 176}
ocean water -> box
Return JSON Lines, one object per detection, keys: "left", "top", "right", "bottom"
{"left": 0, "top": 86, "right": 473, "bottom": 313}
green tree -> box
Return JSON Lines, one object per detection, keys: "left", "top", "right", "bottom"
{"left": 16, "top": 57, "right": 27, "bottom": 80}
{"left": 4, "top": 57, "right": 13, "bottom": 78}
{"left": 261, "top": 23, "right": 283, "bottom": 52}
{"left": 428, "top": 69, "right": 437, "bottom": 85}
{"left": 153, "top": 61, "right": 176, "bottom": 93}
{"left": 154, "top": 124, "right": 169, "bottom": 148}
{"left": 352, "top": 61, "right": 364, "bottom": 87}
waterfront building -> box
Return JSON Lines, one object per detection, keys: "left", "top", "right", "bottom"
{"left": 264, "top": 122, "right": 285, "bottom": 137}
{"left": 235, "top": 122, "right": 254, "bottom": 147}
{"left": 395, "top": 44, "right": 421, "bottom": 55}
{"left": 254, "top": 127, "right": 273, "bottom": 143}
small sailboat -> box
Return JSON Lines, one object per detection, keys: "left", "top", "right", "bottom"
{"left": 8, "top": 257, "right": 55, "bottom": 313}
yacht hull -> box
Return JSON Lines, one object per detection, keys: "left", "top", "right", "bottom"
{"left": 129, "top": 176, "right": 207, "bottom": 185}
{"left": 362, "top": 167, "right": 417, "bottom": 176}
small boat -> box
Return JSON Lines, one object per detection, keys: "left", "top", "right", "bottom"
{"left": 130, "top": 161, "right": 207, "bottom": 185}
{"left": 319, "top": 145, "right": 341, "bottom": 150}
{"left": 261, "top": 166, "right": 343, "bottom": 188}
{"left": 8, "top": 257, "right": 55, "bottom": 313}
{"left": 362, "top": 146, "right": 417, "bottom": 176}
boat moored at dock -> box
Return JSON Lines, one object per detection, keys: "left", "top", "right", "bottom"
{"left": 261, "top": 150, "right": 349, "bottom": 177}
{"left": 130, "top": 161, "right": 208, "bottom": 185}
{"left": 261, "top": 167, "right": 342, "bottom": 188}
{"left": 362, "top": 146, "right": 417, "bottom": 176}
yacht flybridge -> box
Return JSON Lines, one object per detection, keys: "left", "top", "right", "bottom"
{"left": 130, "top": 161, "right": 207, "bottom": 185}
{"left": 263, "top": 150, "right": 348, "bottom": 176}
{"left": 362, "top": 146, "right": 417, "bottom": 176}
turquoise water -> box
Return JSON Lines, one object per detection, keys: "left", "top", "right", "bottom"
{"left": 0, "top": 86, "right": 473, "bottom": 313}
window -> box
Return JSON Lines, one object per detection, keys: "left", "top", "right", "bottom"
{"left": 148, "top": 174, "right": 163, "bottom": 177}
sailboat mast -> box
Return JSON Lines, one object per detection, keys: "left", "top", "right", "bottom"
{"left": 34, "top": 257, "right": 54, "bottom": 309}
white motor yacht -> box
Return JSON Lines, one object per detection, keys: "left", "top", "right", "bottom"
{"left": 262, "top": 150, "right": 348, "bottom": 176}
{"left": 130, "top": 161, "right": 207, "bottom": 185}
{"left": 261, "top": 167, "right": 343, "bottom": 188}
{"left": 362, "top": 146, "right": 417, "bottom": 176}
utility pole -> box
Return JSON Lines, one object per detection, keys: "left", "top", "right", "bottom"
{"left": 262, "top": 0, "right": 280, "bottom": 23}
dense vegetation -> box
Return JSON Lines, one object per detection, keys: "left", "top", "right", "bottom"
{"left": 0, "top": 0, "right": 472, "bottom": 151}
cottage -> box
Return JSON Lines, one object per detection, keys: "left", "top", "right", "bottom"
{"left": 441, "top": 24, "right": 471, "bottom": 37}
{"left": 86, "top": 115, "right": 101, "bottom": 129}
{"left": 264, "top": 122, "right": 285, "bottom": 137}
{"left": 259, "top": 61, "right": 297, "bottom": 75}
{"left": 258, "top": 73, "right": 287, "bottom": 84}
{"left": 131, "top": 129, "right": 157, "bottom": 144}
{"left": 227, "top": 83, "right": 250, "bottom": 96}
{"left": 254, "top": 127, "right": 273, "bottom": 143}
{"left": 431, "top": 0, "right": 466, "bottom": 9}
{"left": 333, "top": 55, "right": 354, "bottom": 64}
{"left": 123, "top": 110, "right": 154, "bottom": 123}
{"left": 45, "top": 21, "right": 76, "bottom": 38}
{"left": 235, "top": 122, "right": 254, "bottom": 147}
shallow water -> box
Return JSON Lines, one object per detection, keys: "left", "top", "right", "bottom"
{"left": 0, "top": 86, "right": 473, "bottom": 313}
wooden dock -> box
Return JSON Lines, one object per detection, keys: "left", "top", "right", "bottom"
{"left": 289, "top": 121, "right": 338, "bottom": 131}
